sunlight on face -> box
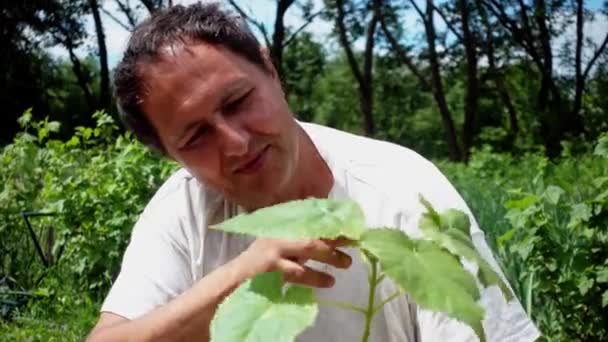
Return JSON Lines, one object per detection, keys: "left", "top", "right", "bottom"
{"left": 139, "top": 42, "right": 300, "bottom": 209}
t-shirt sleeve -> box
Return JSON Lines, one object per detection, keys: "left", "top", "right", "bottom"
{"left": 100, "top": 210, "right": 193, "bottom": 320}
{"left": 408, "top": 157, "right": 541, "bottom": 342}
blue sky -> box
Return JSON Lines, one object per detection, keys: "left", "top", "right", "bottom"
{"left": 47, "top": 0, "right": 607, "bottom": 70}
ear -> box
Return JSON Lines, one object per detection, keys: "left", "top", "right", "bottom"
{"left": 260, "top": 47, "right": 280, "bottom": 81}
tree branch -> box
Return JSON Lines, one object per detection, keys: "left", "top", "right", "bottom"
{"left": 227, "top": 0, "right": 272, "bottom": 48}
{"left": 114, "top": 0, "right": 138, "bottom": 28}
{"left": 282, "top": 8, "right": 325, "bottom": 48}
{"left": 377, "top": 4, "right": 430, "bottom": 89}
{"left": 335, "top": 0, "right": 363, "bottom": 85}
{"left": 482, "top": 0, "right": 544, "bottom": 70}
{"left": 101, "top": 7, "right": 132, "bottom": 31}
{"left": 407, "top": 0, "right": 426, "bottom": 23}
{"left": 432, "top": 4, "right": 463, "bottom": 43}
{"left": 583, "top": 32, "right": 608, "bottom": 80}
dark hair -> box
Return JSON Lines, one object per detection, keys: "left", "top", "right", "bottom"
{"left": 113, "top": 2, "right": 267, "bottom": 153}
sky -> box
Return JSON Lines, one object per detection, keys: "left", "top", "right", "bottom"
{"left": 47, "top": 0, "right": 607, "bottom": 71}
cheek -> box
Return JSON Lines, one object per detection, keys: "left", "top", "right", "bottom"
{"left": 244, "top": 91, "right": 290, "bottom": 134}
{"left": 176, "top": 147, "right": 225, "bottom": 183}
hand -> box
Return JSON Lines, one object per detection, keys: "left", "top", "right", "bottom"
{"left": 235, "top": 237, "right": 353, "bottom": 288}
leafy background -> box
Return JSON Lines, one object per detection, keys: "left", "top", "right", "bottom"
{"left": 1, "top": 113, "right": 606, "bottom": 341}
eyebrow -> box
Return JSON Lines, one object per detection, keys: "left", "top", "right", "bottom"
{"left": 171, "top": 78, "right": 250, "bottom": 146}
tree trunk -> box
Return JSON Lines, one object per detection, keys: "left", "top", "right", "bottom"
{"left": 361, "top": 5, "right": 379, "bottom": 136}
{"left": 335, "top": 0, "right": 378, "bottom": 136}
{"left": 271, "top": 0, "right": 296, "bottom": 79}
{"left": 425, "top": 0, "right": 463, "bottom": 161}
{"left": 458, "top": 0, "right": 479, "bottom": 161}
{"left": 89, "top": 0, "right": 110, "bottom": 111}
{"left": 66, "top": 44, "right": 95, "bottom": 113}
{"left": 534, "top": 0, "right": 570, "bottom": 156}
{"left": 572, "top": 0, "right": 585, "bottom": 130}
{"left": 476, "top": 0, "right": 519, "bottom": 141}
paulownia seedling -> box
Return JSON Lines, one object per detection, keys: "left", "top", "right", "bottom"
{"left": 209, "top": 196, "right": 513, "bottom": 342}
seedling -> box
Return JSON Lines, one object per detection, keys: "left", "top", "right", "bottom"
{"left": 209, "top": 196, "right": 513, "bottom": 342}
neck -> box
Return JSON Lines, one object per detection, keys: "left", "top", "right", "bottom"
{"left": 278, "top": 125, "right": 334, "bottom": 203}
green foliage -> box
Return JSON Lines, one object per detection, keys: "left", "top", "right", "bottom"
{"left": 418, "top": 198, "right": 513, "bottom": 300}
{"left": 1, "top": 111, "right": 177, "bottom": 314}
{"left": 212, "top": 197, "right": 513, "bottom": 342}
{"left": 439, "top": 138, "right": 608, "bottom": 341}
{"left": 594, "top": 132, "right": 608, "bottom": 158}
{"left": 212, "top": 199, "right": 366, "bottom": 240}
{"left": 359, "top": 229, "right": 485, "bottom": 341}
{"left": 210, "top": 272, "right": 317, "bottom": 342}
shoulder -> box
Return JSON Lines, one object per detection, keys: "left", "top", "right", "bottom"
{"left": 139, "top": 167, "right": 222, "bottom": 221}
{"left": 302, "top": 122, "right": 475, "bottom": 232}
{"left": 302, "top": 122, "right": 450, "bottom": 202}
{"left": 131, "top": 167, "right": 219, "bottom": 246}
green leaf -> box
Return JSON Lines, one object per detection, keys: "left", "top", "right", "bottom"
{"left": 419, "top": 206, "right": 514, "bottom": 301}
{"left": 577, "top": 277, "right": 594, "bottom": 296}
{"left": 33, "top": 288, "right": 50, "bottom": 297}
{"left": 597, "top": 268, "right": 608, "bottom": 283}
{"left": 592, "top": 176, "right": 608, "bottom": 189}
{"left": 359, "top": 229, "right": 485, "bottom": 342}
{"left": 440, "top": 209, "right": 472, "bottom": 234}
{"left": 17, "top": 108, "right": 33, "bottom": 128}
{"left": 210, "top": 272, "right": 317, "bottom": 342}
{"left": 544, "top": 185, "right": 565, "bottom": 205}
{"left": 211, "top": 198, "right": 366, "bottom": 240}
{"left": 602, "top": 290, "right": 608, "bottom": 308}
{"left": 594, "top": 134, "right": 608, "bottom": 158}
{"left": 505, "top": 195, "right": 540, "bottom": 210}
{"left": 568, "top": 203, "right": 592, "bottom": 228}
{"left": 419, "top": 195, "right": 441, "bottom": 225}
{"left": 47, "top": 121, "right": 61, "bottom": 133}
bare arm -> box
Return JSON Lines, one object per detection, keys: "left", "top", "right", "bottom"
{"left": 87, "top": 238, "right": 352, "bottom": 341}
{"left": 87, "top": 255, "right": 246, "bottom": 341}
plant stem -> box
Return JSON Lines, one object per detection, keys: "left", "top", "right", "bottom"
{"left": 372, "top": 289, "right": 404, "bottom": 315}
{"left": 318, "top": 299, "right": 367, "bottom": 315}
{"left": 361, "top": 259, "right": 379, "bottom": 342}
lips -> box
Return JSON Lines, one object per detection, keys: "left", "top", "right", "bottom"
{"left": 234, "top": 145, "right": 270, "bottom": 174}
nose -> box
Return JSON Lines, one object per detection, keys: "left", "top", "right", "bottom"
{"left": 216, "top": 117, "right": 250, "bottom": 157}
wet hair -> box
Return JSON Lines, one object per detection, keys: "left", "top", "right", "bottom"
{"left": 113, "top": 2, "right": 267, "bottom": 153}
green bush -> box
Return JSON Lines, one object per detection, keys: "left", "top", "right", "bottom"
{"left": 1, "top": 111, "right": 177, "bottom": 337}
{"left": 440, "top": 140, "right": 608, "bottom": 341}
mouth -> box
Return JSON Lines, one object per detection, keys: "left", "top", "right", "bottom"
{"left": 233, "top": 145, "right": 270, "bottom": 174}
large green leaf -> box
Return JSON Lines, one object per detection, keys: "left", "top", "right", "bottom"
{"left": 210, "top": 272, "right": 318, "bottom": 342}
{"left": 419, "top": 198, "right": 514, "bottom": 301}
{"left": 359, "top": 229, "right": 486, "bottom": 342}
{"left": 211, "top": 198, "right": 366, "bottom": 240}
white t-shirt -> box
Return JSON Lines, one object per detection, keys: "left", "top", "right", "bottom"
{"left": 102, "top": 122, "right": 540, "bottom": 342}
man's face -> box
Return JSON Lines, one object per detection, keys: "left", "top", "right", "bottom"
{"left": 139, "top": 42, "right": 300, "bottom": 209}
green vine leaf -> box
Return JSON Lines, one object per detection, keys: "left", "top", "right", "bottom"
{"left": 359, "top": 228, "right": 486, "bottom": 342}
{"left": 419, "top": 197, "right": 514, "bottom": 301}
{"left": 211, "top": 198, "right": 366, "bottom": 240}
{"left": 210, "top": 272, "right": 318, "bottom": 342}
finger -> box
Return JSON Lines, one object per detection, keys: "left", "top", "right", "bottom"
{"left": 276, "top": 258, "right": 307, "bottom": 279}
{"left": 282, "top": 239, "right": 352, "bottom": 269}
{"left": 281, "top": 263, "right": 335, "bottom": 288}
{"left": 322, "top": 236, "right": 354, "bottom": 248}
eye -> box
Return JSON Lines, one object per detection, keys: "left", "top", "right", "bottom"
{"left": 182, "top": 125, "right": 209, "bottom": 149}
{"left": 224, "top": 89, "right": 253, "bottom": 114}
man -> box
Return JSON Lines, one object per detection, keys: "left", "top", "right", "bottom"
{"left": 88, "top": 3, "right": 540, "bottom": 341}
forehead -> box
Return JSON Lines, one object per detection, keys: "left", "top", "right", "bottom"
{"left": 139, "top": 42, "right": 254, "bottom": 91}
{"left": 137, "top": 42, "right": 262, "bottom": 146}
